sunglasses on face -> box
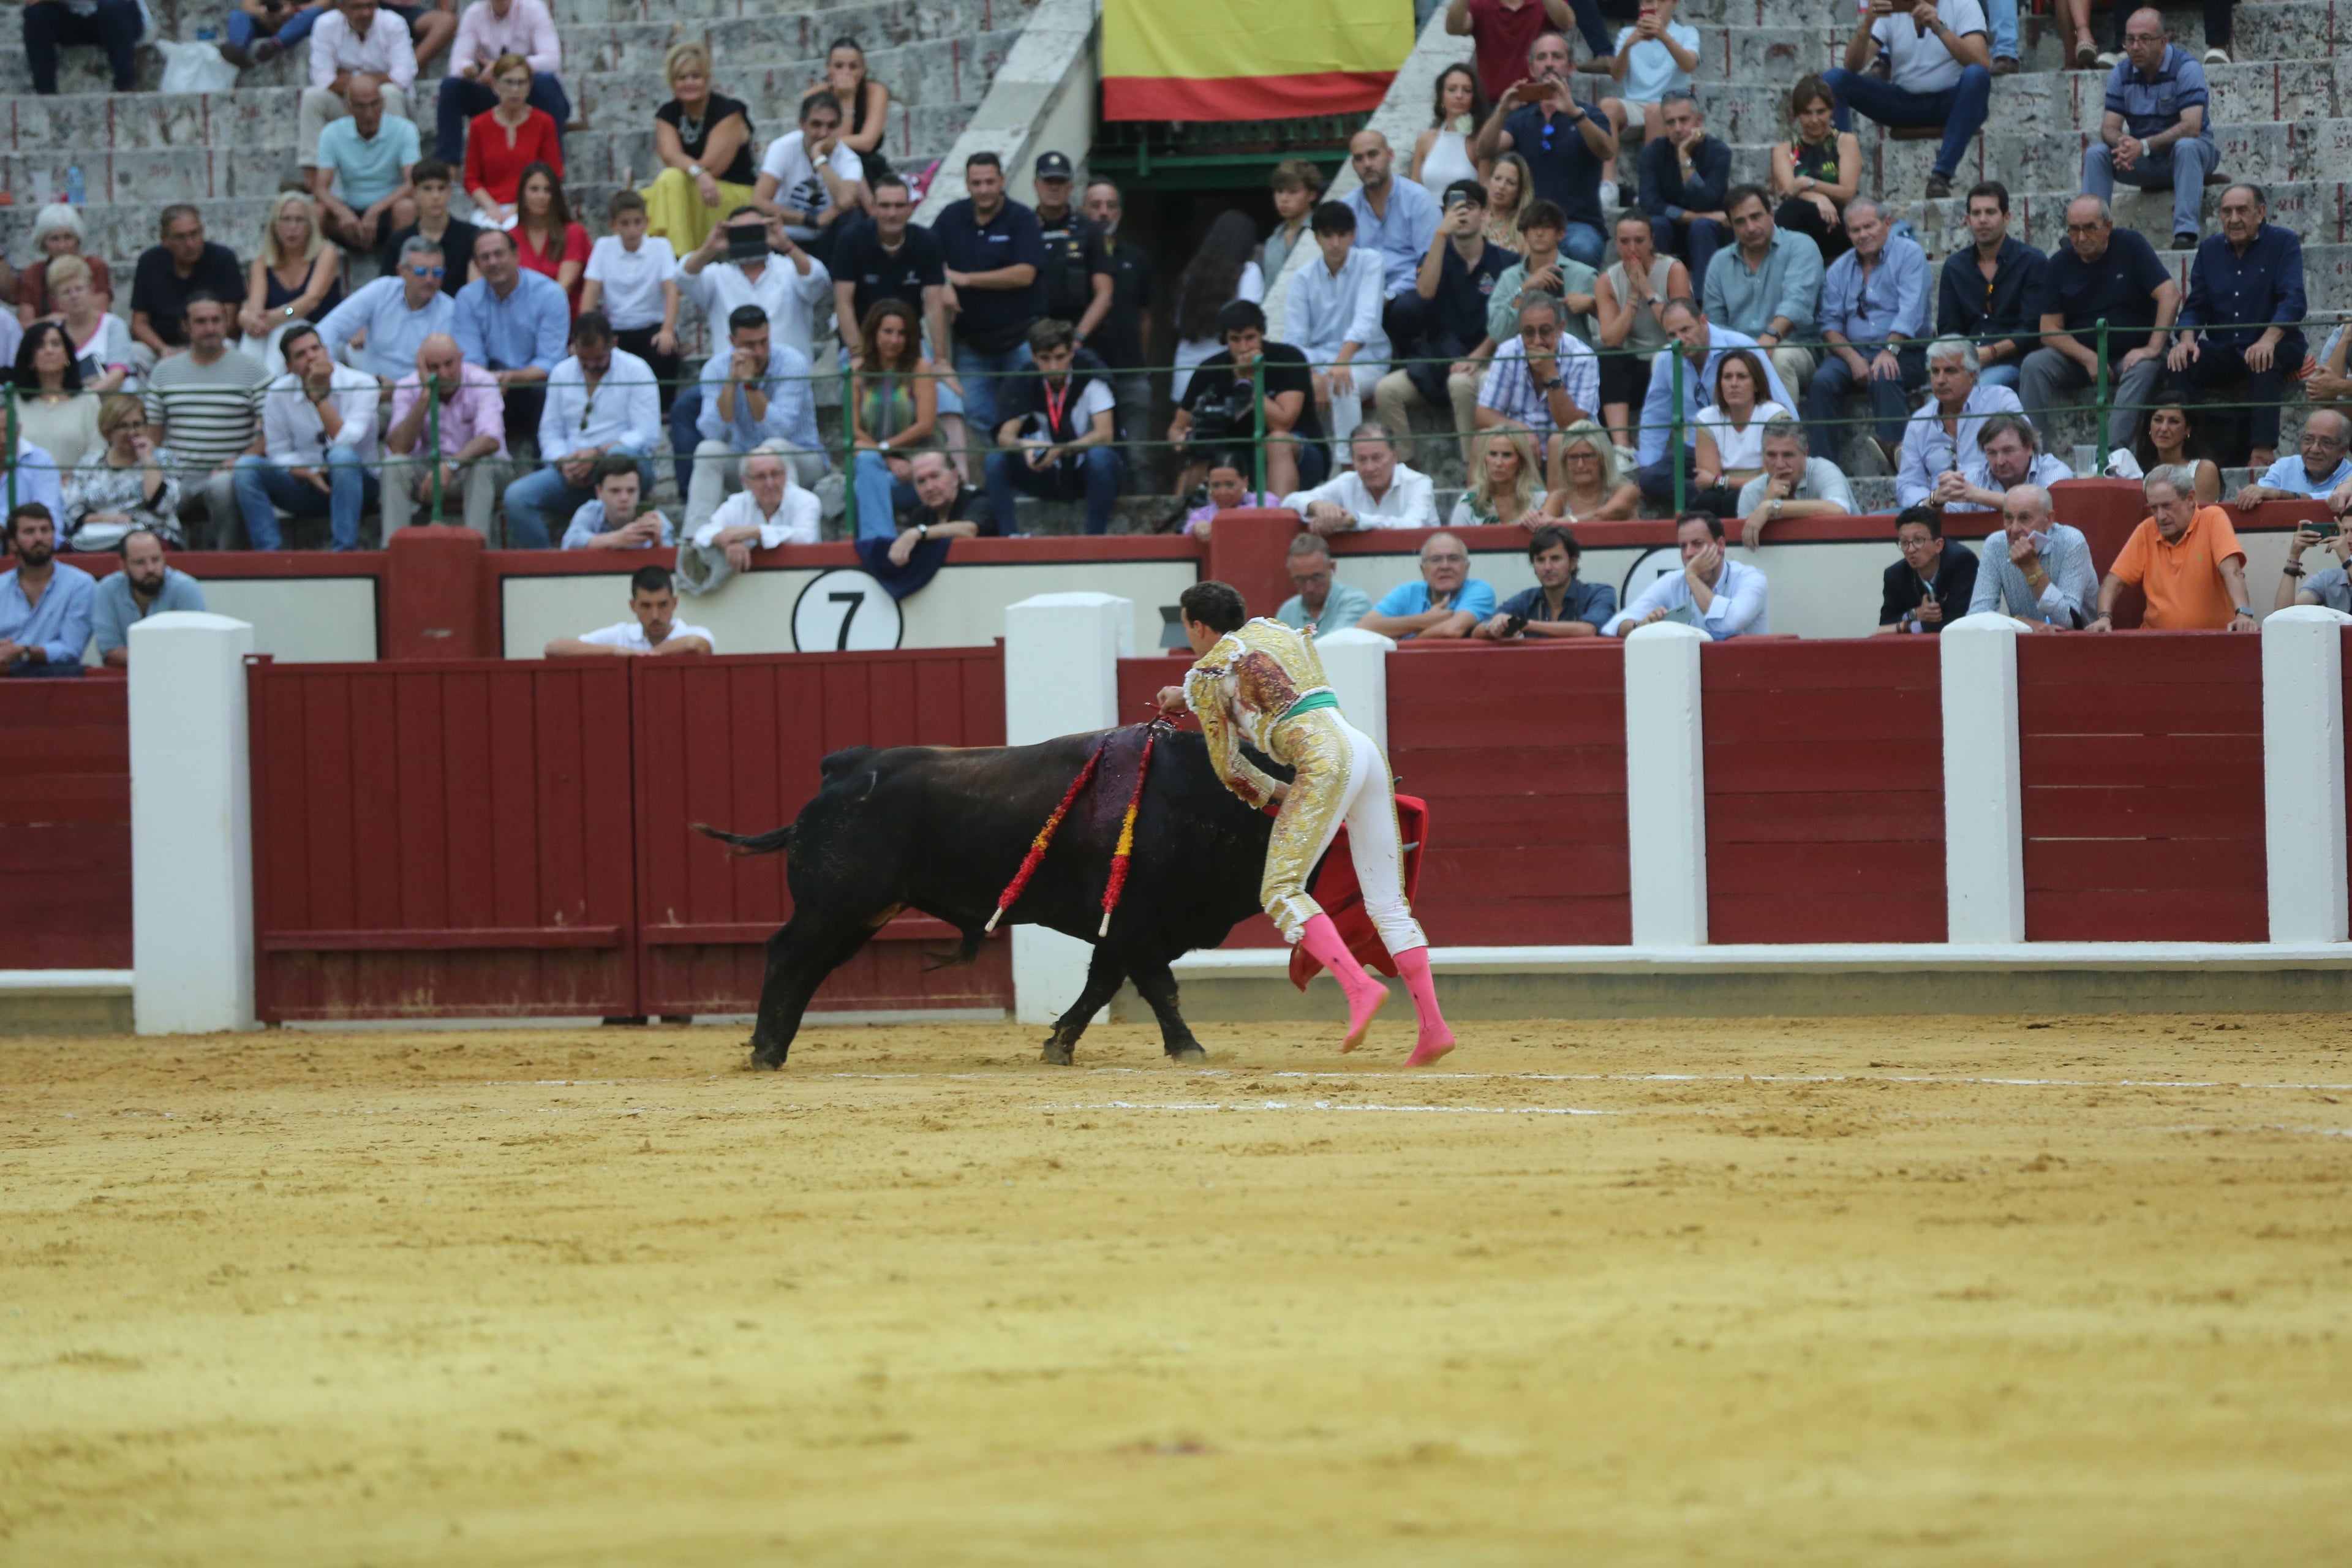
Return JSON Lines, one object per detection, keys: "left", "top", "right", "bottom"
{"left": 408, "top": 265, "right": 446, "bottom": 279}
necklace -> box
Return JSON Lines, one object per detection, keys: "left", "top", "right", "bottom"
{"left": 676, "top": 102, "right": 706, "bottom": 145}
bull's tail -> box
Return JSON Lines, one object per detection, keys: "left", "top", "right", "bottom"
{"left": 693, "top": 821, "right": 795, "bottom": 858}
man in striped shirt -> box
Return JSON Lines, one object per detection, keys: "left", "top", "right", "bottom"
{"left": 140, "top": 295, "right": 268, "bottom": 548}
{"left": 1476, "top": 293, "right": 1600, "bottom": 467}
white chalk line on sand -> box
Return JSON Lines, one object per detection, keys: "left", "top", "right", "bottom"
{"left": 473, "top": 1069, "right": 2352, "bottom": 1093}
{"left": 1026, "top": 1100, "right": 1615, "bottom": 1117}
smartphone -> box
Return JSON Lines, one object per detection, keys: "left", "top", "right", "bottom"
{"left": 725, "top": 225, "right": 769, "bottom": 264}
{"left": 1504, "top": 614, "right": 1530, "bottom": 636}
{"left": 2318, "top": 518, "right": 2342, "bottom": 540}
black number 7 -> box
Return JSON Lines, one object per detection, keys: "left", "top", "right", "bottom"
{"left": 827, "top": 590, "right": 865, "bottom": 650}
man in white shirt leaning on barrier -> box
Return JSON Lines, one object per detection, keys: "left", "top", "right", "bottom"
{"left": 545, "top": 564, "right": 714, "bottom": 657}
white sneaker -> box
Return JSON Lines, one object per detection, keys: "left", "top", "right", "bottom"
{"left": 2095, "top": 50, "right": 2121, "bottom": 67}
{"left": 2203, "top": 45, "right": 2230, "bottom": 64}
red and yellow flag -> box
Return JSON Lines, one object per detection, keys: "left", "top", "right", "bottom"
{"left": 1102, "top": 0, "right": 1415, "bottom": 121}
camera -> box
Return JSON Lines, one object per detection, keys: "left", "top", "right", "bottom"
{"left": 1186, "top": 383, "right": 1257, "bottom": 450}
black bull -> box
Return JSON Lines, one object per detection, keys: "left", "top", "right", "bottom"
{"left": 696, "top": 726, "right": 1291, "bottom": 1069}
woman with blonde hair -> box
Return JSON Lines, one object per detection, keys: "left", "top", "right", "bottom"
{"left": 239, "top": 191, "right": 343, "bottom": 350}
{"left": 62, "top": 394, "right": 182, "bottom": 552}
{"left": 1543, "top": 419, "right": 1642, "bottom": 521}
{"left": 16, "top": 203, "right": 111, "bottom": 325}
{"left": 1481, "top": 152, "right": 1532, "bottom": 251}
{"left": 1449, "top": 421, "right": 1546, "bottom": 528}
{"left": 848, "top": 298, "right": 942, "bottom": 541}
{"left": 47, "top": 256, "right": 134, "bottom": 395}
{"left": 642, "top": 41, "right": 759, "bottom": 254}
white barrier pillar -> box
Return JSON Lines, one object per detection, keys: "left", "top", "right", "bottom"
{"left": 1940, "top": 612, "right": 2030, "bottom": 944}
{"left": 130, "top": 612, "right": 257, "bottom": 1035}
{"left": 1310, "top": 626, "right": 1394, "bottom": 755}
{"left": 2262, "top": 604, "right": 2352, "bottom": 943}
{"left": 1003, "top": 592, "right": 1133, "bottom": 1025}
{"left": 1623, "top": 622, "right": 1708, "bottom": 946}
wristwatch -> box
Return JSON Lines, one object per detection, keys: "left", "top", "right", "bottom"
{"left": 2235, "top": 606, "right": 2256, "bottom": 618}
{"left": 688, "top": 164, "right": 705, "bottom": 179}
{"left": 1770, "top": 498, "right": 1784, "bottom": 519}
{"left": 917, "top": 523, "right": 930, "bottom": 540}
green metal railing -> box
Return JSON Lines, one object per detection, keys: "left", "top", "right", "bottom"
{"left": 4, "top": 315, "right": 2294, "bottom": 549}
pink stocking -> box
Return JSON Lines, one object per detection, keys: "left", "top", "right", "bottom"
{"left": 1299, "top": 914, "right": 1387, "bottom": 1052}
{"left": 1395, "top": 946, "right": 1455, "bottom": 1067}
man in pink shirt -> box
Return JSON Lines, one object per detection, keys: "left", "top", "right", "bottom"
{"left": 435, "top": 0, "right": 567, "bottom": 165}
{"left": 381, "top": 332, "right": 511, "bottom": 538}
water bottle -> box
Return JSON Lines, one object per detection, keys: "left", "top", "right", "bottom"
{"left": 64, "top": 167, "right": 85, "bottom": 206}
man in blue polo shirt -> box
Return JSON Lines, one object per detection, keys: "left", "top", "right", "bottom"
{"left": 932, "top": 151, "right": 1047, "bottom": 446}
{"left": 2169, "top": 182, "right": 2305, "bottom": 469}
{"left": 1471, "top": 30, "right": 1615, "bottom": 266}
{"left": 454, "top": 226, "right": 569, "bottom": 447}
{"left": 2234, "top": 412, "right": 2351, "bottom": 508}
{"left": 2082, "top": 9, "right": 2217, "bottom": 251}
{"left": 1357, "top": 530, "right": 1498, "bottom": 643}
{"left": 2020, "top": 194, "right": 2179, "bottom": 453}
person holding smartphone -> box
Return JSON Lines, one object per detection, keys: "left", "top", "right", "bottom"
{"left": 2277, "top": 503, "right": 2352, "bottom": 614}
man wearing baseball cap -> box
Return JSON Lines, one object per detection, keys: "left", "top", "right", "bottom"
{"left": 1032, "top": 151, "right": 1114, "bottom": 355}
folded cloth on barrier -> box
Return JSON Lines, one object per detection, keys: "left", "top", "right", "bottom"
{"left": 853, "top": 533, "right": 951, "bottom": 598}
{"left": 1286, "top": 792, "right": 1427, "bottom": 990}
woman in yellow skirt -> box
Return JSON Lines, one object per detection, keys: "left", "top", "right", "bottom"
{"left": 1158, "top": 581, "right": 1457, "bottom": 1066}
{"left": 641, "top": 42, "right": 760, "bottom": 256}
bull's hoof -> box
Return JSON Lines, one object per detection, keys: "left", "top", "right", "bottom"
{"left": 747, "top": 1036, "right": 789, "bottom": 1071}
{"left": 1167, "top": 1043, "right": 1207, "bottom": 1063}
{"left": 1040, "top": 1033, "right": 1074, "bottom": 1066}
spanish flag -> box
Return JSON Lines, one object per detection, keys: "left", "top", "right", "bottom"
{"left": 1102, "top": 0, "right": 1415, "bottom": 122}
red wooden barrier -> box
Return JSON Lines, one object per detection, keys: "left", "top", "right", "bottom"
{"left": 630, "top": 649, "right": 1011, "bottom": 1016}
{"left": 1387, "top": 642, "right": 1632, "bottom": 946}
{"left": 2016, "top": 633, "right": 2266, "bottom": 941}
{"left": 248, "top": 659, "right": 641, "bottom": 1019}
{"left": 1701, "top": 638, "right": 1945, "bottom": 943}
{"left": 0, "top": 680, "right": 130, "bottom": 968}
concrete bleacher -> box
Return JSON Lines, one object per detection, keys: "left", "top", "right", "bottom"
{"left": 0, "top": 0, "right": 1027, "bottom": 262}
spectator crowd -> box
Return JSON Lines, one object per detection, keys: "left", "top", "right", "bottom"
{"left": 0, "top": 0, "right": 2334, "bottom": 668}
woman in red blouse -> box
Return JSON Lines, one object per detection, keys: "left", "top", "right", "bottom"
{"left": 464, "top": 51, "right": 563, "bottom": 227}
{"left": 512, "top": 162, "right": 591, "bottom": 315}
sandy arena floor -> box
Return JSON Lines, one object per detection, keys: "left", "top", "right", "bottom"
{"left": 1, "top": 1012, "right": 2348, "bottom": 1565}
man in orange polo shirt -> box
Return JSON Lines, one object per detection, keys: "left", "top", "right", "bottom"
{"left": 2089, "top": 463, "right": 2256, "bottom": 631}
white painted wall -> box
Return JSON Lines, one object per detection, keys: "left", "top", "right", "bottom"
{"left": 129, "top": 612, "right": 256, "bottom": 1035}
{"left": 502, "top": 559, "right": 1196, "bottom": 659}
{"left": 2262, "top": 605, "right": 2352, "bottom": 942}
{"left": 1002, "top": 593, "right": 1133, "bottom": 1024}
{"left": 183, "top": 578, "right": 377, "bottom": 662}
{"left": 1621, "top": 622, "right": 1709, "bottom": 946}
{"left": 1313, "top": 627, "right": 1395, "bottom": 755}
{"left": 1939, "top": 612, "right": 2030, "bottom": 944}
